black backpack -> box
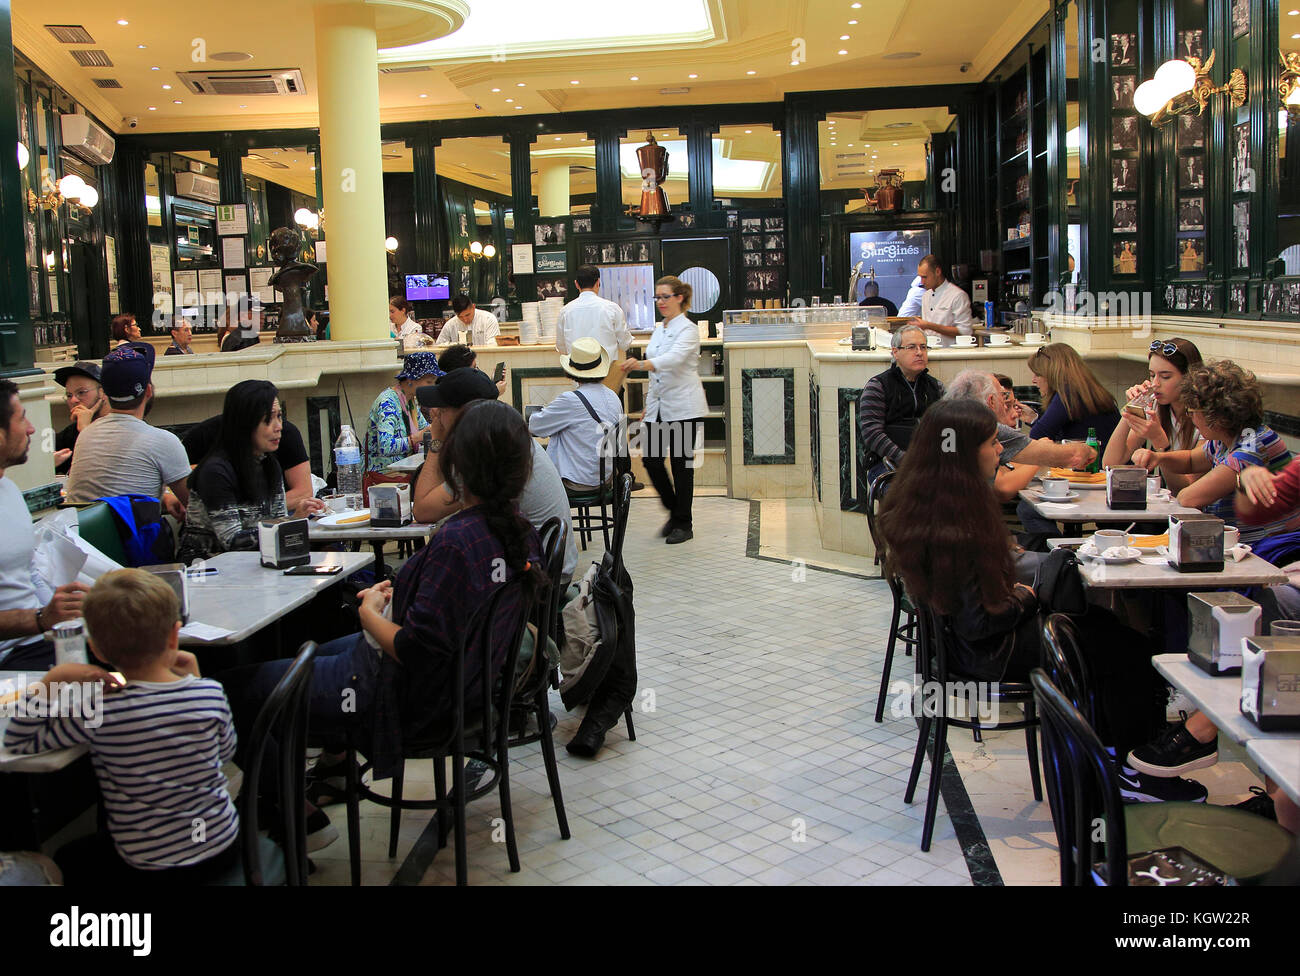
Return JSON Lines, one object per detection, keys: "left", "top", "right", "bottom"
{"left": 1033, "top": 547, "right": 1088, "bottom": 616}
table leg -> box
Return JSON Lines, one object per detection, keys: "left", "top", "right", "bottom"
{"left": 372, "top": 541, "right": 387, "bottom": 580}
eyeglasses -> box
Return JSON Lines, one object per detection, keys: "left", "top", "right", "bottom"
{"left": 1149, "top": 340, "right": 1179, "bottom": 357}
{"left": 896, "top": 343, "right": 928, "bottom": 354}
{"left": 65, "top": 387, "right": 99, "bottom": 401}
{"left": 654, "top": 295, "right": 675, "bottom": 303}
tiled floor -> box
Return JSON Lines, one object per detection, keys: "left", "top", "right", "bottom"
{"left": 309, "top": 494, "right": 1268, "bottom": 885}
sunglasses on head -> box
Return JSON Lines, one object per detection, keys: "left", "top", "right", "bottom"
{"left": 1149, "top": 340, "right": 1180, "bottom": 357}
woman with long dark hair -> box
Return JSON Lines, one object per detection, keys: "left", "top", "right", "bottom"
{"left": 1102, "top": 337, "right": 1203, "bottom": 492}
{"left": 178, "top": 380, "right": 325, "bottom": 562}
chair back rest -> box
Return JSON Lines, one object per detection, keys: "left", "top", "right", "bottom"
{"left": 608, "top": 474, "right": 634, "bottom": 576}
{"left": 1041, "top": 614, "right": 1098, "bottom": 727}
{"left": 75, "top": 501, "right": 130, "bottom": 566}
{"left": 515, "top": 517, "right": 566, "bottom": 702}
{"left": 865, "top": 469, "right": 894, "bottom": 554}
{"left": 915, "top": 604, "right": 946, "bottom": 686}
{"left": 1030, "top": 669, "right": 1128, "bottom": 887}
{"left": 240, "top": 642, "right": 316, "bottom": 886}
{"left": 457, "top": 573, "right": 536, "bottom": 759}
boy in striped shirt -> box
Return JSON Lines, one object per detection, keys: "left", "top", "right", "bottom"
{"left": 4, "top": 569, "right": 240, "bottom": 883}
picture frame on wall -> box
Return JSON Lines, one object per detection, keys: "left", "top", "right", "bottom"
{"left": 768, "top": 250, "right": 786, "bottom": 266}
{"left": 726, "top": 211, "right": 739, "bottom": 228}
{"left": 1231, "top": 0, "right": 1249, "bottom": 37}
{"left": 572, "top": 217, "right": 592, "bottom": 234}
{"left": 1232, "top": 122, "right": 1252, "bottom": 192}
{"left": 764, "top": 233, "right": 785, "bottom": 251}
{"left": 1175, "top": 285, "right": 1188, "bottom": 311}
{"left": 745, "top": 268, "right": 779, "bottom": 292}
{"left": 763, "top": 216, "right": 785, "bottom": 232}
{"left": 1179, "top": 197, "right": 1205, "bottom": 231}
{"left": 1111, "top": 75, "right": 1136, "bottom": 110}
{"left": 535, "top": 276, "right": 568, "bottom": 299}
{"left": 1177, "top": 113, "right": 1205, "bottom": 151}
{"left": 742, "top": 234, "right": 763, "bottom": 252}
{"left": 1112, "top": 159, "right": 1137, "bottom": 192}
{"left": 1178, "top": 237, "right": 1205, "bottom": 274}
{"left": 534, "top": 248, "right": 566, "bottom": 273}
{"left": 741, "top": 217, "right": 762, "bottom": 233}
{"left": 677, "top": 212, "right": 696, "bottom": 228}
{"left": 1112, "top": 116, "right": 1138, "bottom": 152}
{"left": 1178, "top": 29, "right": 1204, "bottom": 61}
{"left": 1112, "top": 199, "right": 1138, "bottom": 233}
{"left": 534, "top": 222, "right": 565, "bottom": 246}
{"left": 599, "top": 242, "right": 617, "bottom": 264}
{"left": 1113, "top": 239, "right": 1138, "bottom": 274}
{"left": 619, "top": 242, "right": 638, "bottom": 263}
{"left": 1110, "top": 34, "right": 1136, "bottom": 67}
{"left": 1234, "top": 200, "right": 1251, "bottom": 269}
{"left": 581, "top": 244, "right": 600, "bottom": 265}
{"left": 742, "top": 252, "right": 761, "bottom": 267}
{"left": 1179, "top": 155, "right": 1205, "bottom": 189}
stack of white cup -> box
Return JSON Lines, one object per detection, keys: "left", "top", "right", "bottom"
{"left": 539, "top": 297, "right": 562, "bottom": 341}
{"left": 520, "top": 302, "right": 541, "bottom": 344}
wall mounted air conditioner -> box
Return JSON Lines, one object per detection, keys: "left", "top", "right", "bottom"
{"left": 60, "top": 114, "right": 115, "bottom": 165}
{"left": 177, "top": 69, "right": 306, "bottom": 96}
{"left": 175, "top": 171, "right": 220, "bottom": 203}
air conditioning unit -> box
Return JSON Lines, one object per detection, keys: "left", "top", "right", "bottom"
{"left": 175, "top": 171, "right": 220, "bottom": 203}
{"left": 59, "top": 114, "right": 115, "bottom": 165}
{"left": 177, "top": 69, "right": 306, "bottom": 96}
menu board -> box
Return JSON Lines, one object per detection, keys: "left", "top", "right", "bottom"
{"left": 150, "top": 243, "right": 173, "bottom": 314}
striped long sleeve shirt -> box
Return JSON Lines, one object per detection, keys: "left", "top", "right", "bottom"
{"left": 3, "top": 675, "right": 239, "bottom": 869}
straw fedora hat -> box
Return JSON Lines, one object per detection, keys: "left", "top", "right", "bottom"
{"left": 560, "top": 336, "right": 611, "bottom": 379}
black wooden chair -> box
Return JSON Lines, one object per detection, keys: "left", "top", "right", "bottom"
{"left": 507, "top": 516, "right": 571, "bottom": 840}
{"left": 865, "top": 470, "right": 920, "bottom": 723}
{"left": 903, "top": 605, "right": 1042, "bottom": 851}
{"left": 341, "top": 574, "right": 535, "bottom": 885}
{"left": 565, "top": 453, "right": 615, "bottom": 551}
{"left": 1030, "top": 669, "right": 1300, "bottom": 886}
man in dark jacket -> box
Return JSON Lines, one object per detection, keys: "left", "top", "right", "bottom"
{"left": 858, "top": 324, "right": 945, "bottom": 488}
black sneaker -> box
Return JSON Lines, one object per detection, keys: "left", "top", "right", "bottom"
{"left": 1232, "top": 786, "right": 1276, "bottom": 821}
{"left": 665, "top": 527, "right": 693, "bottom": 545}
{"left": 305, "top": 755, "right": 360, "bottom": 807}
{"left": 1126, "top": 717, "right": 1218, "bottom": 778}
{"left": 1116, "top": 767, "right": 1208, "bottom": 804}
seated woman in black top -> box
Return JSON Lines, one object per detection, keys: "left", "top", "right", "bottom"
{"left": 879, "top": 399, "right": 1165, "bottom": 755}
{"left": 178, "top": 381, "right": 325, "bottom": 562}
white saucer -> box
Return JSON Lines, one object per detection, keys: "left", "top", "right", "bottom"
{"left": 1037, "top": 490, "right": 1081, "bottom": 502}
{"left": 317, "top": 510, "right": 371, "bottom": 527}
{"left": 1079, "top": 543, "right": 1140, "bottom": 564}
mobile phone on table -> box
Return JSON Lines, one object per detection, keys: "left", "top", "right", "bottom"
{"left": 284, "top": 563, "right": 343, "bottom": 576}
{"left": 493, "top": 361, "right": 506, "bottom": 383}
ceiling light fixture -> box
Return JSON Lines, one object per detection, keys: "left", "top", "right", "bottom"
{"left": 848, "top": 19, "right": 858, "bottom": 24}
{"left": 419, "top": 93, "right": 428, "bottom": 97}
{"left": 147, "top": 106, "right": 155, "bottom": 110}
{"left": 116, "top": 19, "right": 129, "bottom": 26}
{"left": 491, "top": 87, "right": 500, "bottom": 92}
{"left": 150, "top": 66, "right": 159, "bottom": 71}
{"left": 840, "top": 35, "right": 850, "bottom": 40}
{"left": 516, "top": 82, "right": 525, "bottom": 87}
{"left": 688, "top": 73, "right": 698, "bottom": 78}
{"left": 746, "top": 70, "right": 756, "bottom": 75}
{"left": 745, "top": 129, "right": 752, "bottom": 133}
{"left": 630, "top": 75, "right": 638, "bottom": 80}
{"left": 173, "top": 99, "right": 182, "bottom": 104}
{"left": 851, "top": 2, "right": 861, "bottom": 7}
{"left": 570, "top": 80, "right": 579, "bottom": 85}
{"left": 838, "top": 50, "right": 848, "bottom": 55}
{"left": 137, "top": 44, "right": 146, "bottom": 49}
{"left": 505, "top": 97, "right": 513, "bottom": 102}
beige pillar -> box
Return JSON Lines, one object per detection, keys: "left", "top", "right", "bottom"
{"left": 313, "top": 2, "right": 389, "bottom": 341}
{"left": 538, "top": 158, "right": 570, "bottom": 219}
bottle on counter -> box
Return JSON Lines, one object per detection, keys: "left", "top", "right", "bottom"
{"left": 1085, "top": 427, "right": 1101, "bottom": 474}
{"left": 333, "top": 425, "right": 363, "bottom": 509}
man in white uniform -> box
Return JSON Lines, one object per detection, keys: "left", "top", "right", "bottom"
{"left": 556, "top": 264, "right": 632, "bottom": 393}
{"left": 910, "top": 254, "right": 974, "bottom": 348}
{"left": 435, "top": 295, "right": 501, "bottom": 346}
{"left": 897, "top": 275, "right": 926, "bottom": 317}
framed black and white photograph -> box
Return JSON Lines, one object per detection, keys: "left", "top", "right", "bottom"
{"left": 1177, "top": 29, "right": 1204, "bottom": 61}
{"left": 1229, "top": 282, "right": 1247, "bottom": 313}
{"left": 534, "top": 248, "right": 566, "bottom": 274}
{"left": 581, "top": 244, "right": 600, "bottom": 265}
{"left": 768, "top": 250, "right": 786, "bottom": 266}
{"left": 572, "top": 217, "right": 592, "bottom": 234}
{"left": 726, "top": 211, "right": 739, "bottom": 228}
{"left": 1179, "top": 196, "right": 1205, "bottom": 232}
{"left": 1232, "top": 121, "right": 1252, "bottom": 192}
{"left": 742, "top": 234, "right": 763, "bottom": 252}
{"left": 599, "top": 242, "right": 617, "bottom": 264}
{"left": 1113, "top": 239, "right": 1138, "bottom": 274}
{"left": 1234, "top": 200, "right": 1250, "bottom": 269}
{"left": 1113, "top": 199, "right": 1138, "bottom": 233}
{"left": 535, "top": 276, "right": 568, "bottom": 299}
{"left": 764, "top": 215, "right": 785, "bottom": 231}
{"left": 1164, "top": 284, "right": 1176, "bottom": 309}
{"left": 1177, "top": 237, "right": 1204, "bottom": 274}
{"left": 619, "top": 242, "right": 638, "bottom": 263}
{"left": 677, "top": 212, "right": 696, "bottom": 228}
{"left": 1174, "top": 285, "right": 1188, "bottom": 311}
{"left": 741, "top": 217, "right": 762, "bottom": 233}
{"left": 1231, "top": 0, "right": 1249, "bottom": 38}
{"left": 534, "top": 222, "right": 565, "bottom": 246}
{"left": 764, "top": 233, "right": 785, "bottom": 251}
{"left": 1112, "top": 75, "right": 1136, "bottom": 110}
{"left": 746, "top": 268, "right": 779, "bottom": 292}
{"left": 1111, "top": 33, "right": 1136, "bottom": 67}
{"left": 1289, "top": 281, "right": 1300, "bottom": 315}
{"left": 1112, "top": 116, "right": 1138, "bottom": 152}
{"left": 742, "top": 252, "right": 762, "bottom": 267}
{"left": 1179, "top": 155, "right": 1204, "bottom": 189}
{"left": 1112, "top": 158, "right": 1137, "bottom": 192}
{"left": 1177, "top": 113, "right": 1205, "bottom": 151}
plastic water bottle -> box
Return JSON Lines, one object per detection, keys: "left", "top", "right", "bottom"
{"left": 334, "top": 425, "right": 363, "bottom": 509}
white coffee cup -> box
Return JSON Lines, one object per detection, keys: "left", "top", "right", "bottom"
{"left": 926, "top": 334, "right": 941, "bottom": 347}
{"left": 1092, "top": 529, "right": 1130, "bottom": 551}
{"left": 1223, "top": 526, "right": 1240, "bottom": 553}
{"left": 1147, "top": 476, "right": 1161, "bottom": 497}
{"left": 955, "top": 335, "right": 975, "bottom": 347}
{"left": 322, "top": 492, "right": 348, "bottom": 513}
{"left": 989, "top": 334, "right": 1009, "bottom": 345}
{"left": 1024, "top": 332, "right": 1046, "bottom": 343}
{"left": 1041, "top": 477, "right": 1070, "bottom": 499}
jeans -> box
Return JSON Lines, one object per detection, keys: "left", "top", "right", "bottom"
{"left": 641, "top": 419, "right": 702, "bottom": 530}
{"left": 1016, "top": 498, "right": 1061, "bottom": 538}
{"left": 0, "top": 639, "right": 54, "bottom": 672}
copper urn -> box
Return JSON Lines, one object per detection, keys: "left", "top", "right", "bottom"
{"left": 635, "top": 132, "right": 674, "bottom": 225}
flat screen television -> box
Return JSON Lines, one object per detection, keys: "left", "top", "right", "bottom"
{"left": 405, "top": 273, "right": 451, "bottom": 302}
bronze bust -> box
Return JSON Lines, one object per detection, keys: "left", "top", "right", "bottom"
{"left": 268, "top": 226, "right": 318, "bottom": 342}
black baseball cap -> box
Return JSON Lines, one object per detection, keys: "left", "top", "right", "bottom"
{"left": 53, "top": 361, "right": 103, "bottom": 387}
{"left": 101, "top": 342, "right": 156, "bottom": 404}
{"left": 416, "top": 367, "right": 500, "bottom": 409}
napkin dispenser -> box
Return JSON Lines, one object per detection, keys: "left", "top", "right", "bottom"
{"left": 139, "top": 563, "right": 190, "bottom": 625}
{"left": 1105, "top": 465, "right": 1148, "bottom": 510}
{"left": 1187, "top": 592, "right": 1259, "bottom": 675}
{"left": 851, "top": 324, "right": 876, "bottom": 350}
{"left": 1167, "top": 513, "right": 1224, "bottom": 573}
{"left": 258, "top": 517, "right": 311, "bottom": 569}
{"left": 1240, "top": 637, "right": 1300, "bottom": 730}
{"left": 369, "top": 483, "right": 412, "bottom": 528}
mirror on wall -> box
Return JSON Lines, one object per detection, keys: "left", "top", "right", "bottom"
{"left": 1277, "top": 4, "right": 1300, "bottom": 272}
{"left": 1064, "top": 0, "right": 1080, "bottom": 287}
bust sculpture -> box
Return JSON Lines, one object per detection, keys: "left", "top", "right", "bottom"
{"left": 268, "top": 226, "right": 318, "bottom": 343}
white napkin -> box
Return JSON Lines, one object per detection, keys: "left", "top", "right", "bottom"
{"left": 1137, "top": 555, "right": 1168, "bottom": 566}
{"left": 1228, "top": 544, "right": 1251, "bottom": 563}
{"left": 1036, "top": 502, "right": 1079, "bottom": 514}
{"left": 179, "top": 622, "right": 235, "bottom": 642}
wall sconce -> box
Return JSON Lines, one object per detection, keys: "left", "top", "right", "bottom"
{"left": 17, "top": 142, "right": 29, "bottom": 169}
{"left": 1134, "top": 52, "right": 1246, "bottom": 127}
{"left": 462, "top": 241, "right": 496, "bottom": 260}
{"left": 35, "top": 172, "right": 98, "bottom": 216}
{"left": 294, "top": 207, "right": 320, "bottom": 231}
{"left": 1280, "top": 52, "right": 1300, "bottom": 116}
{"left": 385, "top": 236, "right": 398, "bottom": 252}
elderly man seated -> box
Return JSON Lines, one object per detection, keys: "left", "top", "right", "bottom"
{"left": 527, "top": 338, "right": 623, "bottom": 491}
{"left": 858, "top": 324, "right": 945, "bottom": 490}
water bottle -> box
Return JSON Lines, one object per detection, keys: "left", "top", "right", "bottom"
{"left": 52, "top": 620, "right": 88, "bottom": 666}
{"left": 333, "top": 425, "right": 363, "bottom": 510}
{"left": 1085, "top": 427, "right": 1101, "bottom": 474}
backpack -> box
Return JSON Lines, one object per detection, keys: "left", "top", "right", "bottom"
{"left": 1033, "top": 547, "right": 1087, "bottom": 616}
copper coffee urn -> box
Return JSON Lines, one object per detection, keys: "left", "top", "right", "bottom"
{"left": 635, "top": 132, "right": 674, "bottom": 227}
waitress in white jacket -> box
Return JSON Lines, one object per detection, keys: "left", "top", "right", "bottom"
{"left": 621, "top": 275, "right": 709, "bottom": 544}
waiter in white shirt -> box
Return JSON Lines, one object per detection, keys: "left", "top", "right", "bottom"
{"left": 910, "top": 254, "right": 974, "bottom": 347}
{"left": 897, "top": 275, "right": 926, "bottom": 317}
{"left": 435, "top": 294, "right": 501, "bottom": 346}
{"left": 556, "top": 265, "right": 633, "bottom": 393}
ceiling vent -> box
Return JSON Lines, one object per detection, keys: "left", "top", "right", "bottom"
{"left": 92, "top": 78, "right": 122, "bottom": 89}
{"left": 45, "top": 25, "right": 95, "bottom": 43}
{"left": 175, "top": 171, "right": 220, "bottom": 203}
{"left": 379, "top": 65, "right": 431, "bottom": 74}
{"left": 261, "top": 161, "right": 290, "bottom": 169}
{"left": 70, "top": 50, "right": 113, "bottom": 68}
{"left": 177, "top": 69, "right": 306, "bottom": 96}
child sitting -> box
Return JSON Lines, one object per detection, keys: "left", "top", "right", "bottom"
{"left": 3, "top": 569, "right": 240, "bottom": 884}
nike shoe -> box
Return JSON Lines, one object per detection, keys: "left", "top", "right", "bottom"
{"left": 1126, "top": 715, "right": 1218, "bottom": 778}
{"left": 1116, "top": 767, "right": 1208, "bottom": 804}
{"left": 1231, "top": 786, "right": 1277, "bottom": 821}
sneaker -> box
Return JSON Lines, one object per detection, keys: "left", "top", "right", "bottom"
{"left": 1126, "top": 717, "right": 1218, "bottom": 778}
{"left": 306, "top": 806, "right": 339, "bottom": 853}
{"left": 665, "top": 527, "right": 693, "bottom": 545}
{"left": 1232, "top": 786, "right": 1276, "bottom": 821}
{"left": 305, "top": 755, "right": 360, "bottom": 807}
{"left": 1166, "top": 689, "right": 1197, "bottom": 723}
{"left": 1116, "top": 767, "right": 1208, "bottom": 804}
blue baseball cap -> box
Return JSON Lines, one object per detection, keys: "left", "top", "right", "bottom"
{"left": 395, "top": 351, "right": 444, "bottom": 382}
{"left": 101, "top": 342, "right": 156, "bottom": 404}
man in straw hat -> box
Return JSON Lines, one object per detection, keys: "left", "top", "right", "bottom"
{"left": 528, "top": 337, "right": 624, "bottom": 491}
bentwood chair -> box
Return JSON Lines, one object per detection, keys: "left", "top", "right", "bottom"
{"left": 565, "top": 453, "right": 615, "bottom": 551}
{"left": 1031, "top": 670, "right": 1300, "bottom": 886}
{"left": 211, "top": 642, "right": 316, "bottom": 886}
{"left": 904, "top": 606, "right": 1042, "bottom": 851}
{"left": 507, "top": 517, "right": 571, "bottom": 840}
{"left": 865, "top": 470, "right": 920, "bottom": 723}
{"left": 342, "top": 575, "right": 536, "bottom": 886}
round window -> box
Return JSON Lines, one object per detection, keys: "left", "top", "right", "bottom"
{"left": 677, "top": 267, "right": 721, "bottom": 314}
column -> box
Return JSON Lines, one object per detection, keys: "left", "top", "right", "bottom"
{"left": 591, "top": 124, "right": 623, "bottom": 233}
{"left": 537, "top": 158, "right": 570, "bottom": 218}
{"left": 313, "top": 2, "right": 389, "bottom": 341}
{"left": 782, "top": 95, "right": 822, "bottom": 301}
{"left": 686, "top": 119, "right": 718, "bottom": 225}
{"left": 509, "top": 130, "right": 536, "bottom": 302}
{"left": 0, "top": 0, "right": 32, "bottom": 372}
{"left": 408, "top": 127, "right": 443, "bottom": 281}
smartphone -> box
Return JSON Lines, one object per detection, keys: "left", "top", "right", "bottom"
{"left": 284, "top": 563, "right": 343, "bottom": 576}
{"left": 493, "top": 361, "right": 506, "bottom": 384}
{"left": 1123, "top": 403, "right": 1147, "bottom": 419}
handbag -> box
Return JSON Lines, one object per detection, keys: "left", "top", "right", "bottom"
{"left": 1033, "top": 547, "right": 1087, "bottom": 615}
